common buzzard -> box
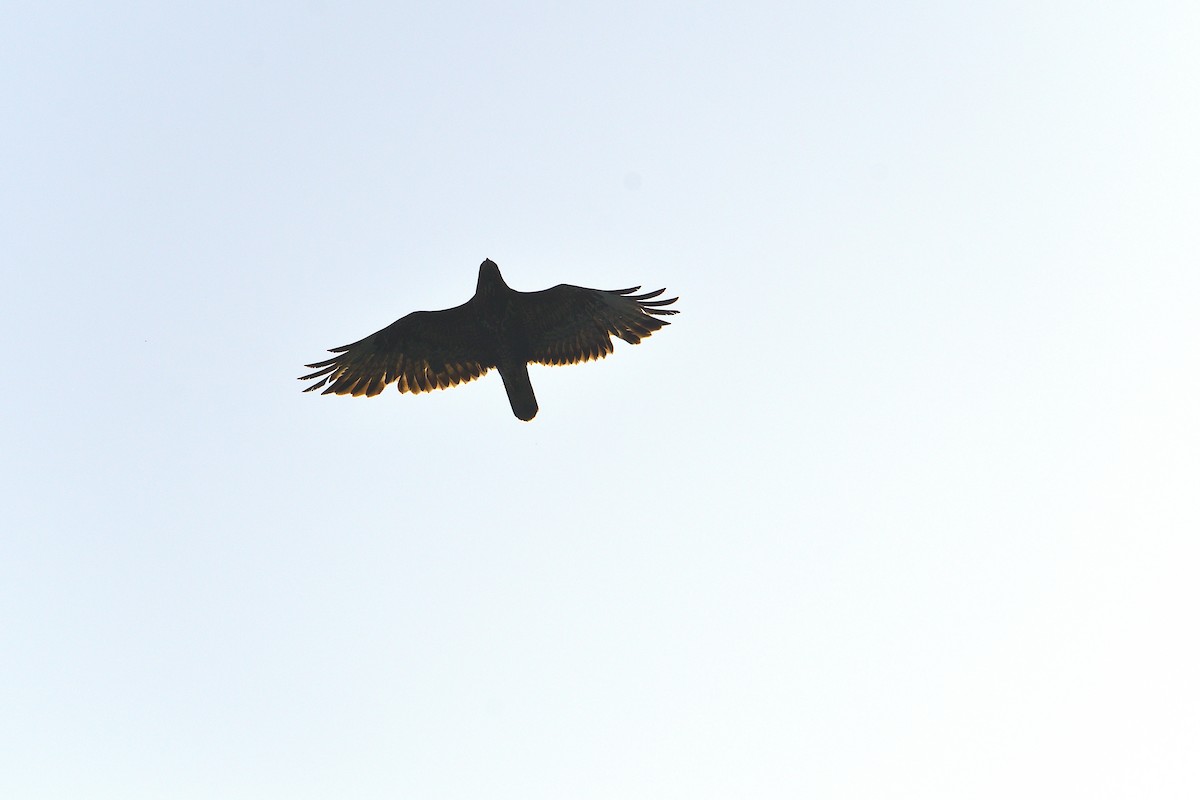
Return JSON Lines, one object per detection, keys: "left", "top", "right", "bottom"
{"left": 300, "top": 259, "right": 678, "bottom": 420}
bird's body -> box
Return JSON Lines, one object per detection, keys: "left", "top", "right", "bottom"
{"left": 300, "top": 259, "right": 678, "bottom": 420}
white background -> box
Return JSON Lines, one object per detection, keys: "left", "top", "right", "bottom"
{"left": 3, "top": 2, "right": 1197, "bottom": 797}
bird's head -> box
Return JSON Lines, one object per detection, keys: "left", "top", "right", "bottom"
{"left": 476, "top": 258, "right": 506, "bottom": 294}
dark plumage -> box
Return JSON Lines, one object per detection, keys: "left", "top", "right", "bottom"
{"left": 300, "top": 259, "right": 679, "bottom": 420}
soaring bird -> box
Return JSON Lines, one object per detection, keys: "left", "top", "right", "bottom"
{"left": 300, "top": 259, "right": 678, "bottom": 420}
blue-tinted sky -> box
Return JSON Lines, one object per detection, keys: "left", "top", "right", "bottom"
{"left": 3, "top": 2, "right": 1197, "bottom": 797}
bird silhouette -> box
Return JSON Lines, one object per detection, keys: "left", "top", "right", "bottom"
{"left": 300, "top": 259, "right": 678, "bottom": 420}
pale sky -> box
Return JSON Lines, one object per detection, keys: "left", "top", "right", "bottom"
{"left": 3, "top": 2, "right": 1198, "bottom": 798}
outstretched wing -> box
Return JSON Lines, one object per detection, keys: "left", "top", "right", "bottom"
{"left": 517, "top": 284, "right": 679, "bottom": 366}
{"left": 300, "top": 302, "right": 489, "bottom": 396}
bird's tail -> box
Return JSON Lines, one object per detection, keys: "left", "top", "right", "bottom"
{"left": 498, "top": 361, "right": 538, "bottom": 421}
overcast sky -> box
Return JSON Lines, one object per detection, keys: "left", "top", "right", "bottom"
{"left": 3, "top": 2, "right": 1198, "bottom": 798}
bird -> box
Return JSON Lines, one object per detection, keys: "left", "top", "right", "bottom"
{"left": 300, "top": 259, "right": 678, "bottom": 421}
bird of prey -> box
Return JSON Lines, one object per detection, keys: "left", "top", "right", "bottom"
{"left": 300, "top": 259, "right": 678, "bottom": 420}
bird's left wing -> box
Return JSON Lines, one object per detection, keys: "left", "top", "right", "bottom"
{"left": 300, "top": 302, "right": 489, "bottom": 396}
{"left": 516, "top": 283, "right": 679, "bottom": 366}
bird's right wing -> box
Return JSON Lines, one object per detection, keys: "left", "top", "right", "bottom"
{"left": 517, "top": 283, "right": 679, "bottom": 366}
{"left": 299, "top": 302, "right": 489, "bottom": 396}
